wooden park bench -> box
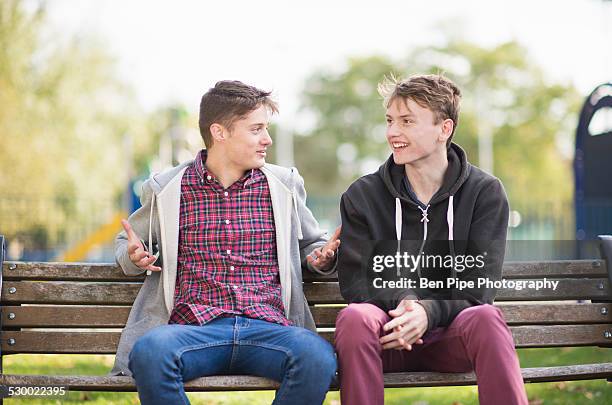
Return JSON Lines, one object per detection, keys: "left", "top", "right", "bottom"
{"left": 1, "top": 234, "right": 612, "bottom": 402}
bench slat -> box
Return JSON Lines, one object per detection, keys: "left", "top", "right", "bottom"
{"left": 1, "top": 363, "right": 611, "bottom": 391}
{"left": 302, "top": 279, "right": 612, "bottom": 303}
{"left": 2, "top": 325, "right": 610, "bottom": 354}
{"left": 309, "top": 303, "right": 612, "bottom": 328}
{"left": 2, "top": 262, "right": 137, "bottom": 282}
{"left": 2, "top": 279, "right": 611, "bottom": 305}
{"left": 1, "top": 282, "right": 142, "bottom": 305}
{"left": 303, "top": 260, "right": 607, "bottom": 281}
{"left": 4, "top": 303, "right": 611, "bottom": 328}
{"left": 2, "top": 306, "right": 131, "bottom": 328}
{"left": 4, "top": 260, "right": 606, "bottom": 282}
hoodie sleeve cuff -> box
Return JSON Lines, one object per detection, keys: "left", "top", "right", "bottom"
{"left": 306, "top": 254, "right": 338, "bottom": 275}
{"left": 415, "top": 300, "right": 440, "bottom": 332}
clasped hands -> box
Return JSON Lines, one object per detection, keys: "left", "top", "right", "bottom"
{"left": 379, "top": 299, "right": 428, "bottom": 351}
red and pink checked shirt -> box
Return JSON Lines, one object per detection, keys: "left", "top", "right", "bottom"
{"left": 168, "top": 150, "right": 290, "bottom": 326}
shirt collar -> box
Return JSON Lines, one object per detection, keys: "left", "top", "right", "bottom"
{"left": 194, "top": 149, "right": 263, "bottom": 189}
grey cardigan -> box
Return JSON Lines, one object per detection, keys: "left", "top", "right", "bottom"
{"left": 110, "top": 161, "right": 335, "bottom": 376}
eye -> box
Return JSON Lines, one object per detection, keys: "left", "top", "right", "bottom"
{"left": 386, "top": 118, "right": 392, "bottom": 125}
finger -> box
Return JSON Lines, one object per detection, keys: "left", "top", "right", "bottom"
{"left": 145, "top": 264, "right": 162, "bottom": 272}
{"left": 121, "top": 219, "right": 139, "bottom": 241}
{"left": 394, "top": 338, "right": 408, "bottom": 351}
{"left": 401, "top": 327, "right": 424, "bottom": 345}
{"left": 324, "top": 248, "right": 335, "bottom": 258}
{"left": 388, "top": 302, "right": 408, "bottom": 317}
{"left": 127, "top": 242, "right": 139, "bottom": 255}
{"left": 383, "top": 313, "right": 409, "bottom": 331}
{"left": 388, "top": 300, "right": 411, "bottom": 317}
{"left": 136, "top": 255, "right": 157, "bottom": 268}
{"left": 322, "top": 227, "right": 341, "bottom": 251}
{"left": 382, "top": 340, "right": 404, "bottom": 350}
{"left": 388, "top": 308, "right": 403, "bottom": 317}
{"left": 329, "top": 226, "right": 341, "bottom": 243}
{"left": 130, "top": 250, "right": 149, "bottom": 262}
{"left": 380, "top": 329, "right": 404, "bottom": 344}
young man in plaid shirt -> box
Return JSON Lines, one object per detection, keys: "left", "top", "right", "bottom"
{"left": 111, "top": 81, "right": 339, "bottom": 405}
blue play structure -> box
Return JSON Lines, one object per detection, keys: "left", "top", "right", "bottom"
{"left": 574, "top": 82, "right": 612, "bottom": 252}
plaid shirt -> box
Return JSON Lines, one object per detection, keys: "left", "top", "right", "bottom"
{"left": 169, "top": 150, "right": 290, "bottom": 326}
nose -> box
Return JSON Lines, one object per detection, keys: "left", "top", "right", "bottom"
{"left": 386, "top": 122, "right": 401, "bottom": 139}
{"left": 262, "top": 129, "right": 273, "bottom": 146}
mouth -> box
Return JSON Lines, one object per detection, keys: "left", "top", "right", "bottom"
{"left": 391, "top": 142, "right": 410, "bottom": 150}
{"left": 256, "top": 150, "right": 267, "bottom": 157}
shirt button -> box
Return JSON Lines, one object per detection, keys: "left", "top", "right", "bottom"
{"left": 231, "top": 285, "right": 237, "bottom": 290}
{"left": 224, "top": 191, "right": 229, "bottom": 197}
{"left": 226, "top": 249, "right": 231, "bottom": 255}
{"left": 206, "top": 175, "right": 212, "bottom": 181}
{"left": 230, "top": 266, "right": 235, "bottom": 271}
{"left": 225, "top": 219, "right": 230, "bottom": 225}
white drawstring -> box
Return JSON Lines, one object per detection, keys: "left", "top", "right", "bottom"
{"left": 394, "top": 196, "right": 455, "bottom": 276}
{"left": 395, "top": 198, "right": 402, "bottom": 241}
{"left": 418, "top": 204, "right": 430, "bottom": 241}
{"left": 146, "top": 193, "right": 156, "bottom": 276}
{"left": 447, "top": 195, "right": 454, "bottom": 241}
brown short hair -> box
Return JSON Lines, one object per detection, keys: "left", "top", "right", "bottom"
{"left": 199, "top": 80, "right": 279, "bottom": 148}
{"left": 378, "top": 74, "right": 462, "bottom": 146}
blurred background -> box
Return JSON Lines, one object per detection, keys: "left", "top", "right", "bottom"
{"left": 1, "top": 0, "right": 611, "bottom": 262}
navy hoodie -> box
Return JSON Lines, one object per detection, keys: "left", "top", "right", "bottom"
{"left": 338, "top": 143, "right": 510, "bottom": 331}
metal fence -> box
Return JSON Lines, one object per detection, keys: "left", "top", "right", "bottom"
{"left": 1, "top": 195, "right": 610, "bottom": 262}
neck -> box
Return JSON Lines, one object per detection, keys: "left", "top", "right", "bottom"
{"left": 404, "top": 147, "right": 448, "bottom": 205}
{"left": 204, "top": 149, "right": 248, "bottom": 189}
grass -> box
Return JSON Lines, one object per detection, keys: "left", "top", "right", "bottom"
{"left": 2, "top": 347, "right": 611, "bottom": 404}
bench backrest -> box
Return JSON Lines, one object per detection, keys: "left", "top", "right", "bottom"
{"left": 1, "top": 260, "right": 612, "bottom": 357}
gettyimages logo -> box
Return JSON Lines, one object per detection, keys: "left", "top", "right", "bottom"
{"left": 372, "top": 251, "right": 486, "bottom": 273}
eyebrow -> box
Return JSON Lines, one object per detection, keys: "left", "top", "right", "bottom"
{"left": 386, "top": 114, "right": 415, "bottom": 119}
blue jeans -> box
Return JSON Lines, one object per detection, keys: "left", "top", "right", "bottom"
{"left": 128, "top": 316, "right": 337, "bottom": 405}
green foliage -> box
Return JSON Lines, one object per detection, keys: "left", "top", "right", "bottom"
{"left": 295, "top": 40, "right": 582, "bottom": 220}
{"left": 0, "top": 0, "right": 152, "bottom": 249}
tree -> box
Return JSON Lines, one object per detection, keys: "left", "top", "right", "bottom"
{"left": 294, "top": 40, "right": 581, "bottom": 227}
{"left": 0, "top": 0, "right": 151, "bottom": 253}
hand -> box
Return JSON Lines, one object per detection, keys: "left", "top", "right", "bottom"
{"left": 121, "top": 219, "right": 162, "bottom": 273}
{"left": 379, "top": 299, "right": 428, "bottom": 351}
{"left": 307, "top": 226, "right": 341, "bottom": 271}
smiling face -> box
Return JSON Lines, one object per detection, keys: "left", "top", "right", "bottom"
{"left": 221, "top": 104, "right": 273, "bottom": 171}
{"left": 385, "top": 97, "right": 452, "bottom": 165}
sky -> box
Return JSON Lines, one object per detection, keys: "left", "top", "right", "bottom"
{"left": 46, "top": 0, "right": 611, "bottom": 128}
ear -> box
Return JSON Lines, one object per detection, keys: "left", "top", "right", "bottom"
{"left": 209, "top": 123, "right": 228, "bottom": 144}
{"left": 439, "top": 119, "right": 454, "bottom": 143}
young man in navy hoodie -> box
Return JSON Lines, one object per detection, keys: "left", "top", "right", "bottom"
{"left": 335, "top": 74, "right": 528, "bottom": 405}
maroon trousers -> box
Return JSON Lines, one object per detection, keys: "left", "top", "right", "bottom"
{"left": 335, "top": 303, "right": 528, "bottom": 405}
